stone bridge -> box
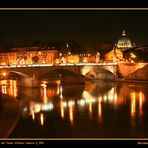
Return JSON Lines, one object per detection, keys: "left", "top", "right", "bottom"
{"left": 0, "top": 62, "right": 147, "bottom": 87}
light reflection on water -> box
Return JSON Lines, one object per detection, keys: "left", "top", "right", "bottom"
{"left": 1, "top": 79, "right": 148, "bottom": 137}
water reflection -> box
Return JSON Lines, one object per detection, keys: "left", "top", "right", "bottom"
{"left": 40, "top": 113, "right": 44, "bottom": 126}
{"left": 139, "top": 91, "right": 145, "bottom": 116}
{"left": 2, "top": 86, "right": 7, "bottom": 94}
{"left": 130, "top": 90, "right": 145, "bottom": 118}
{"left": 98, "top": 97, "right": 102, "bottom": 122}
{"left": 69, "top": 105, "right": 74, "bottom": 124}
{"left": 130, "top": 92, "right": 136, "bottom": 118}
{"left": 60, "top": 102, "right": 65, "bottom": 119}
{"left": 41, "top": 81, "right": 48, "bottom": 104}
{"left": 1, "top": 79, "right": 148, "bottom": 137}
{"left": 1, "top": 80, "right": 146, "bottom": 122}
{"left": 1, "top": 80, "right": 17, "bottom": 97}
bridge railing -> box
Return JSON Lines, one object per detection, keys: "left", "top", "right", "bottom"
{"left": 0, "top": 62, "right": 119, "bottom": 69}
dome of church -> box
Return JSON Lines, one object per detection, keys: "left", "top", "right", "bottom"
{"left": 117, "top": 30, "right": 132, "bottom": 51}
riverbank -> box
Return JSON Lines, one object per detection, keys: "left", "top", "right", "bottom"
{"left": 0, "top": 94, "right": 21, "bottom": 138}
{"left": 116, "top": 78, "right": 148, "bottom": 83}
{"left": 103, "top": 78, "right": 148, "bottom": 83}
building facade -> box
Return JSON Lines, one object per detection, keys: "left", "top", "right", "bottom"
{"left": 0, "top": 49, "right": 59, "bottom": 66}
{"left": 105, "top": 48, "right": 123, "bottom": 62}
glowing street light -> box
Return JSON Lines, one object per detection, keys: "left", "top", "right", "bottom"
{"left": 68, "top": 52, "right": 71, "bottom": 55}
{"left": 2, "top": 72, "right": 7, "bottom": 77}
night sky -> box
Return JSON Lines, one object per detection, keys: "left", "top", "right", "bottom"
{"left": 0, "top": 10, "right": 148, "bottom": 48}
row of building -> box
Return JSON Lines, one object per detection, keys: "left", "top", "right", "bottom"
{"left": 0, "top": 50, "right": 101, "bottom": 65}
{"left": 0, "top": 30, "right": 147, "bottom": 66}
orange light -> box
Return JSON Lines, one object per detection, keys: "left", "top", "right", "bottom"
{"left": 40, "top": 113, "right": 44, "bottom": 126}
{"left": 130, "top": 92, "right": 136, "bottom": 117}
{"left": 2, "top": 72, "right": 7, "bottom": 76}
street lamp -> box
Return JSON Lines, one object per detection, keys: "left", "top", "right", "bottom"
{"left": 68, "top": 52, "right": 71, "bottom": 56}
{"left": 59, "top": 53, "right": 62, "bottom": 57}
{"left": 2, "top": 72, "right": 7, "bottom": 77}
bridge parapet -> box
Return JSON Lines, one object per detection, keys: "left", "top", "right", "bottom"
{"left": 1, "top": 62, "right": 147, "bottom": 86}
{"left": 125, "top": 64, "right": 148, "bottom": 80}
{"left": 118, "top": 62, "right": 148, "bottom": 77}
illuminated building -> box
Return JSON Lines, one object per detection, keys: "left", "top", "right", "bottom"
{"left": 0, "top": 53, "right": 9, "bottom": 65}
{"left": 66, "top": 55, "right": 79, "bottom": 64}
{"left": 0, "top": 49, "right": 59, "bottom": 65}
{"left": 103, "top": 30, "right": 134, "bottom": 61}
{"left": 105, "top": 48, "right": 123, "bottom": 62}
{"left": 117, "top": 30, "right": 133, "bottom": 51}
{"left": 123, "top": 47, "right": 148, "bottom": 62}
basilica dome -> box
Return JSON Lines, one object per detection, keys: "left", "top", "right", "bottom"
{"left": 117, "top": 30, "right": 132, "bottom": 51}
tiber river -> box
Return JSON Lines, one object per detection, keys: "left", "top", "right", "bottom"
{"left": 1, "top": 79, "right": 148, "bottom": 138}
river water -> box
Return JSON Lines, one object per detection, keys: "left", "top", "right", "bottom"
{"left": 1, "top": 79, "right": 148, "bottom": 138}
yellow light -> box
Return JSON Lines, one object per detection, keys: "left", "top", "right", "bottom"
{"left": 42, "top": 103, "right": 53, "bottom": 111}
{"left": 43, "top": 86, "right": 48, "bottom": 104}
{"left": 40, "top": 113, "right": 44, "bottom": 126}
{"left": 31, "top": 110, "right": 35, "bottom": 120}
{"left": 89, "top": 102, "right": 92, "bottom": 116}
{"left": 61, "top": 105, "right": 64, "bottom": 119}
{"left": 130, "top": 92, "right": 136, "bottom": 117}
{"left": 130, "top": 52, "right": 136, "bottom": 59}
{"left": 2, "top": 86, "right": 7, "bottom": 94}
{"left": 10, "top": 84, "right": 13, "bottom": 96}
{"left": 1, "top": 80, "right": 7, "bottom": 85}
{"left": 2, "top": 72, "right": 7, "bottom": 77}
{"left": 13, "top": 81, "right": 18, "bottom": 97}
{"left": 69, "top": 106, "right": 74, "bottom": 124}
{"left": 98, "top": 101, "right": 102, "bottom": 122}
{"left": 59, "top": 85, "right": 63, "bottom": 99}
{"left": 78, "top": 99, "right": 85, "bottom": 106}
{"left": 60, "top": 101, "right": 67, "bottom": 108}
{"left": 34, "top": 104, "right": 41, "bottom": 113}
{"left": 139, "top": 91, "right": 145, "bottom": 116}
{"left": 68, "top": 100, "right": 75, "bottom": 107}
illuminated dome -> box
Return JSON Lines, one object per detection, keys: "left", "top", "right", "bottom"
{"left": 117, "top": 30, "right": 132, "bottom": 51}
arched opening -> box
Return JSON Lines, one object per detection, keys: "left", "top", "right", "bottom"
{"left": 41, "top": 69, "right": 80, "bottom": 80}
{"left": 41, "top": 69, "right": 85, "bottom": 84}
{"left": 0, "top": 69, "right": 31, "bottom": 80}
{"left": 85, "top": 68, "right": 114, "bottom": 80}
{"left": 6, "top": 71, "right": 30, "bottom": 80}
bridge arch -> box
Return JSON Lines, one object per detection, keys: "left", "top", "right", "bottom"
{"left": 4, "top": 67, "right": 85, "bottom": 85}
{"left": 82, "top": 67, "right": 114, "bottom": 80}
{"left": 81, "top": 65, "right": 115, "bottom": 76}
{"left": 40, "top": 68, "right": 80, "bottom": 79}
{"left": 9, "top": 71, "right": 30, "bottom": 78}
{"left": 39, "top": 68, "right": 85, "bottom": 84}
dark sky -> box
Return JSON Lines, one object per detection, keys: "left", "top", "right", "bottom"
{"left": 0, "top": 10, "right": 148, "bottom": 48}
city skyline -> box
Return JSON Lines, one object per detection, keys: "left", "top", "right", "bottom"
{"left": 0, "top": 10, "right": 148, "bottom": 49}
{"left": 1, "top": 8, "right": 148, "bottom": 142}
